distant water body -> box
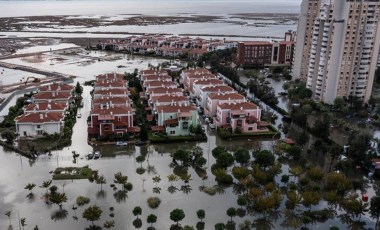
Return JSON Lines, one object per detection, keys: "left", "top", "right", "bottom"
{"left": 0, "top": 1, "right": 300, "bottom": 17}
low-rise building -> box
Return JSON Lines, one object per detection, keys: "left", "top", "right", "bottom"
{"left": 38, "top": 83, "right": 74, "bottom": 94}
{"left": 92, "top": 97, "right": 131, "bottom": 109}
{"left": 146, "top": 87, "right": 184, "bottom": 98}
{"left": 204, "top": 93, "right": 246, "bottom": 117}
{"left": 15, "top": 112, "right": 64, "bottom": 137}
{"left": 93, "top": 88, "right": 130, "bottom": 99}
{"left": 155, "top": 105, "right": 198, "bottom": 136}
{"left": 149, "top": 95, "right": 189, "bottom": 109}
{"left": 32, "top": 92, "right": 72, "bottom": 104}
{"left": 88, "top": 107, "right": 135, "bottom": 137}
{"left": 192, "top": 79, "right": 225, "bottom": 97}
{"left": 23, "top": 102, "right": 68, "bottom": 115}
{"left": 214, "top": 102, "right": 266, "bottom": 133}
{"left": 143, "top": 80, "right": 177, "bottom": 90}
{"left": 198, "top": 85, "right": 235, "bottom": 108}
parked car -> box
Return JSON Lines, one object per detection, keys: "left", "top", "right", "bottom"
{"left": 86, "top": 151, "right": 94, "bottom": 159}
{"left": 209, "top": 123, "right": 216, "bottom": 129}
{"left": 116, "top": 141, "right": 128, "bottom": 146}
{"left": 77, "top": 113, "right": 82, "bottom": 118}
{"left": 94, "top": 151, "right": 101, "bottom": 159}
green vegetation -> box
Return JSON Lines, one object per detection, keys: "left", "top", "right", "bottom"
{"left": 76, "top": 196, "right": 90, "bottom": 206}
{"left": 148, "top": 131, "right": 206, "bottom": 143}
{"left": 52, "top": 166, "right": 93, "bottom": 180}
{"left": 217, "top": 126, "right": 279, "bottom": 140}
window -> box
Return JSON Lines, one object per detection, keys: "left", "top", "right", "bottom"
{"left": 170, "top": 131, "right": 175, "bottom": 135}
{"left": 248, "top": 127, "right": 253, "bottom": 131}
{"left": 36, "top": 125, "right": 41, "bottom": 129}
{"left": 182, "top": 122, "right": 189, "bottom": 129}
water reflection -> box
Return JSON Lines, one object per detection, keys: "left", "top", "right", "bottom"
{"left": 51, "top": 209, "right": 68, "bottom": 221}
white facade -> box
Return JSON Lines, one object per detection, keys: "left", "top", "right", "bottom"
{"left": 303, "top": 0, "right": 380, "bottom": 103}
{"left": 16, "top": 122, "right": 62, "bottom": 137}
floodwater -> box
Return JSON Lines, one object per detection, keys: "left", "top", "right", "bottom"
{"left": 0, "top": 48, "right": 377, "bottom": 229}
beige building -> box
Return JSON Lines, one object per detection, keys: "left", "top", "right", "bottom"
{"left": 294, "top": 0, "right": 380, "bottom": 104}
{"left": 292, "top": 0, "right": 322, "bottom": 81}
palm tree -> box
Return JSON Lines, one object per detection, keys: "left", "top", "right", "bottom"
{"left": 24, "top": 183, "right": 36, "bottom": 198}
{"left": 103, "top": 220, "right": 115, "bottom": 229}
{"left": 20, "top": 217, "right": 26, "bottom": 230}
{"left": 96, "top": 175, "right": 107, "bottom": 191}
{"left": 5, "top": 211, "right": 11, "bottom": 226}
{"left": 40, "top": 180, "right": 52, "bottom": 193}
{"left": 113, "top": 172, "right": 128, "bottom": 190}
{"left": 167, "top": 174, "right": 179, "bottom": 186}
{"left": 82, "top": 205, "right": 102, "bottom": 225}
{"left": 48, "top": 192, "right": 67, "bottom": 210}
{"left": 152, "top": 175, "right": 161, "bottom": 188}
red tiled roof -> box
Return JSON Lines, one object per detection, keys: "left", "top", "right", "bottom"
{"left": 182, "top": 68, "right": 210, "bottom": 75}
{"left": 96, "top": 73, "right": 125, "bottom": 80}
{"left": 33, "top": 92, "right": 71, "bottom": 101}
{"left": 24, "top": 102, "right": 67, "bottom": 112}
{"left": 94, "top": 81, "right": 126, "bottom": 88}
{"left": 39, "top": 83, "right": 74, "bottom": 92}
{"left": 142, "top": 75, "right": 172, "bottom": 82}
{"left": 15, "top": 112, "right": 63, "bottom": 123}
{"left": 144, "top": 81, "right": 177, "bottom": 88}
{"left": 147, "top": 114, "right": 155, "bottom": 122}
{"left": 94, "top": 88, "right": 129, "bottom": 96}
{"left": 151, "top": 95, "right": 188, "bottom": 103}
{"left": 201, "top": 85, "right": 235, "bottom": 93}
{"left": 219, "top": 102, "right": 258, "bottom": 110}
{"left": 91, "top": 106, "right": 133, "bottom": 115}
{"left": 140, "top": 70, "right": 168, "bottom": 76}
{"left": 93, "top": 97, "right": 130, "bottom": 105}
{"left": 187, "top": 73, "right": 216, "bottom": 79}
{"left": 193, "top": 79, "right": 224, "bottom": 86}
{"left": 164, "top": 118, "right": 179, "bottom": 125}
{"left": 151, "top": 126, "right": 165, "bottom": 132}
{"left": 128, "top": 127, "right": 141, "bottom": 133}
{"left": 209, "top": 92, "right": 245, "bottom": 100}
{"left": 156, "top": 105, "right": 196, "bottom": 113}
{"left": 147, "top": 87, "right": 183, "bottom": 95}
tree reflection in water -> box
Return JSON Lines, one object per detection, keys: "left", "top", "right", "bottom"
{"left": 51, "top": 209, "right": 68, "bottom": 221}
{"left": 113, "top": 190, "right": 128, "bottom": 203}
{"left": 96, "top": 190, "right": 106, "bottom": 199}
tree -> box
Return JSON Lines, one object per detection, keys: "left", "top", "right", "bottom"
{"left": 341, "top": 194, "right": 368, "bottom": 220}
{"left": 103, "top": 220, "right": 115, "bottom": 229}
{"left": 48, "top": 192, "right": 67, "bottom": 210}
{"left": 281, "top": 175, "right": 289, "bottom": 186}
{"left": 333, "top": 97, "right": 345, "bottom": 110}
{"left": 113, "top": 172, "right": 128, "bottom": 189}
{"left": 83, "top": 205, "right": 102, "bottom": 225}
{"left": 173, "top": 149, "right": 190, "bottom": 166}
{"left": 311, "top": 114, "right": 331, "bottom": 139}
{"left": 96, "top": 175, "right": 107, "bottom": 191}
{"left": 216, "top": 152, "right": 235, "bottom": 168}
{"left": 226, "top": 207, "right": 237, "bottom": 222}
{"left": 307, "top": 167, "right": 324, "bottom": 182}
{"left": 234, "top": 148, "right": 250, "bottom": 166}
{"left": 136, "top": 155, "right": 145, "bottom": 168}
{"left": 1, "top": 131, "right": 16, "bottom": 145}
{"left": 215, "top": 223, "right": 226, "bottom": 230}
{"left": 237, "top": 196, "right": 248, "bottom": 209}
{"left": 254, "top": 150, "right": 275, "bottom": 169}
{"left": 133, "top": 206, "right": 142, "bottom": 218}
{"left": 147, "top": 214, "right": 157, "bottom": 227}
{"left": 152, "top": 175, "right": 161, "bottom": 188}
{"left": 195, "top": 156, "right": 207, "bottom": 168}
{"left": 24, "top": 183, "right": 36, "bottom": 198}
{"left": 170, "top": 209, "right": 185, "bottom": 226}
{"left": 370, "top": 196, "right": 380, "bottom": 229}
{"left": 140, "top": 124, "right": 148, "bottom": 141}
{"left": 75, "top": 81, "right": 83, "bottom": 95}
{"left": 20, "top": 217, "right": 26, "bottom": 230}
{"left": 212, "top": 146, "right": 227, "bottom": 159}
{"left": 40, "top": 180, "right": 52, "bottom": 193}
{"left": 5, "top": 211, "right": 11, "bottom": 226}
{"left": 301, "top": 191, "right": 321, "bottom": 211}
{"left": 196, "top": 209, "right": 205, "bottom": 222}
{"left": 167, "top": 174, "right": 179, "bottom": 186}
{"left": 287, "top": 145, "right": 302, "bottom": 160}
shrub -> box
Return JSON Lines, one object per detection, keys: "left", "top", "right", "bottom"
{"left": 147, "top": 197, "right": 161, "bottom": 209}
{"left": 76, "top": 196, "right": 90, "bottom": 206}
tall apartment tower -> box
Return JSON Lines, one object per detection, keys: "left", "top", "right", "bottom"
{"left": 295, "top": 0, "right": 380, "bottom": 104}
{"left": 292, "top": 0, "right": 322, "bottom": 81}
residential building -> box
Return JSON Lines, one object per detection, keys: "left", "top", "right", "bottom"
{"left": 93, "top": 88, "right": 129, "bottom": 99}
{"left": 205, "top": 93, "right": 246, "bottom": 117}
{"left": 292, "top": 0, "right": 322, "bottom": 81}
{"left": 92, "top": 97, "right": 131, "bottom": 109}
{"left": 180, "top": 68, "right": 212, "bottom": 89}
{"left": 15, "top": 112, "right": 64, "bottom": 137}
{"left": 23, "top": 102, "right": 68, "bottom": 115}
{"left": 140, "top": 75, "right": 172, "bottom": 83}
{"left": 302, "top": 0, "right": 380, "bottom": 103}
{"left": 191, "top": 79, "right": 225, "bottom": 97}
{"left": 94, "top": 80, "right": 127, "bottom": 91}
{"left": 149, "top": 95, "right": 189, "bottom": 109}
{"left": 155, "top": 105, "right": 198, "bottom": 136}
{"left": 32, "top": 92, "right": 72, "bottom": 104}
{"left": 236, "top": 41, "right": 273, "bottom": 67}
{"left": 88, "top": 107, "right": 135, "bottom": 137}
{"left": 198, "top": 85, "right": 236, "bottom": 108}
{"left": 38, "top": 83, "right": 74, "bottom": 94}
{"left": 214, "top": 102, "right": 266, "bottom": 133}
{"left": 146, "top": 87, "right": 183, "bottom": 98}
{"left": 143, "top": 80, "right": 177, "bottom": 90}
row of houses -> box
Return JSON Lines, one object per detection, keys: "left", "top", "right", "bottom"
{"left": 15, "top": 83, "right": 75, "bottom": 137}
{"left": 139, "top": 69, "right": 200, "bottom": 136}
{"left": 87, "top": 73, "right": 140, "bottom": 138}
{"left": 180, "top": 68, "right": 269, "bottom": 133}
{"left": 98, "top": 35, "right": 237, "bottom": 59}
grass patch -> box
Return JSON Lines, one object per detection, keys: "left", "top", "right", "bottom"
{"left": 202, "top": 186, "right": 217, "bottom": 196}
{"left": 52, "top": 165, "right": 93, "bottom": 180}
{"left": 76, "top": 196, "right": 90, "bottom": 206}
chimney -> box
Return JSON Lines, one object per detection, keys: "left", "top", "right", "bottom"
{"left": 40, "top": 114, "right": 43, "bottom": 120}
{"left": 52, "top": 92, "right": 55, "bottom": 97}
{"left": 45, "top": 113, "right": 48, "bottom": 118}
{"left": 47, "top": 104, "right": 51, "bottom": 110}
{"left": 240, "top": 107, "right": 243, "bottom": 111}
{"left": 48, "top": 85, "right": 51, "bottom": 91}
